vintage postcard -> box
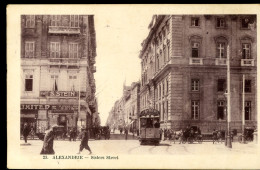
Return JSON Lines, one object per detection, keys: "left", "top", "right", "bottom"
{"left": 7, "top": 4, "right": 260, "bottom": 169}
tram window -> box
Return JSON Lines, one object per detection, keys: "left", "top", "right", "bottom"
{"left": 146, "top": 118, "right": 154, "bottom": 128}
{"left": 140, "top": 119, "right": 147, "bottom": 128}
{"left": 153, "top": 118, "right": 160, "bottom": 128}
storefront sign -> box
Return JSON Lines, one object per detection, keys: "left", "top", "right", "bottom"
{"left": 40, "top": 91, "right": 86, "bottom": 97}
{"left": 21, "top": 104, "right": 79, "bottom": 111}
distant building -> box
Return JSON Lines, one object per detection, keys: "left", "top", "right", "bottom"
{"left": 106, "top": 81, "right": 140, "bottom": 132}
{"left": 20, "top": 15, "right": 97, "bottom": 135}
{"left": 139, "top": 15, "right": 257, "bottom": 132}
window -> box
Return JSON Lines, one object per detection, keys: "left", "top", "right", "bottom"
{"left": 241, "top": 18, "right": 250, "bottom": 28}
{"left": 51, "top": 75, "right": 58, "bottom": 91}
{"left": 216, "top": 18, "right": 226, "bottom": 28}
{"left": 156, "top": 55, "right": 159, "bottom": 71}
{"left": 159, "top": 85, "right": 161, "bottom": 99}
{"left": 158, "top": 103, "right": 161, "bottom": 121}
{"left": 217, "top": 79, "right": 226, "bottom": 92}
{"left": 191, "top": 101, "right": 199, "bottom": 120}
{"left": 217, "top": 101, "right": 225, "bottom": 120}
{"left": 167, "top": 44, "right": 170, "bottom": 61}
{"left": 50, "top": 42, "right": 60, "bottom": 58}
{"left": 192, "top": 42, "right": 199, "bottom": 58}
{"left": 166, "top": 80, "right": 169, "bottom": 94}
{"left": 162, "top": 83, "right": 165, "bottom": 96}
{"left": 245, "top": 101, "right": 251, "bottom": 120}
{"left": 166, "top": 21, "right": 170, "bottom": 34}
{"left": 166, "top": 101, "right": 168, "bottom": 120}
{"left": 70, "top": 15, "right": 79, "bottom": 27}
{"left": 25, "top": 15, "right": 35, "bottom": 28}
{"left": 69, "top": 43, "right": 79, "bottom": 58}
{"left": 162, "top": 102, "right": 165, "bottom": 121}
{"left": 69, "top": 75, "right": 77, "bottom": 90}
{"left": 242, "top": 43, "right": 251, "bottom": 59}
{"left": 163, "top": 47, "right": 167, "bottom": 63}
{"left": 191, "top": 17, "right": 200, "bottom": 27}
{"left": 191, "top": 79, "right": 199, "bottom": 91}
{"left": 25, "top": 75, "right": 33, "bottom": 91}
{"left": 217, "top": 43, "right": 226, "bottom": 58}
{"left": 163, "top": 29, "right": 166, "bottom": 39}
{"left": 245, "top": 80, "right": 251, "bottom": 93}
{"left": 50, "top": 15, "right": 61, "bottom": 26}
{"left": 25, "top": 42, "right": 35, "bottom": 58}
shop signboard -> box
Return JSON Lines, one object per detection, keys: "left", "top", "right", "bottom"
{"left": 40, "top": 91, "right": 86, "bottom": 97}
{"left": 20, "top": 104, "right": 81, "bottom": 111}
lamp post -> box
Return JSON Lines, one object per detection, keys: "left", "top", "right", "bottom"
{"left": 242, "top": 74, "right": 245, "bottom": 144}
{"left": 226, "top": 45, "right": 232, "bottom": 148}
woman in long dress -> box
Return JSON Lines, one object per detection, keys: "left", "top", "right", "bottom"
{"left": 40, "top": 125, "right": 57, "bottom": 154}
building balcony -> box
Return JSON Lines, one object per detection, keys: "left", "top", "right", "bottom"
{"left": 89, "top": 58, "right": 96, "bottom": 65}
{"left": 49, "top": 58, "right": 79, "bottom": 66}
{"left": 48, "top": 26, "right": 80, "bottom": 34}
{"left": 91, "top": 66, "right": 96, "bottom": 73}
{"left": 215, "top": 58, "right": 227, "bottom": 66}
{"left": 189, "top": 58, "right": 203, "bottom": 65}
{"left": 241, "top": 59, "right": 254, "bottom": 66}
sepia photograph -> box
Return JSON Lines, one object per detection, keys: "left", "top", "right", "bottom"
{"left": 7, "top": 4, "right": 260, "bottom": 169}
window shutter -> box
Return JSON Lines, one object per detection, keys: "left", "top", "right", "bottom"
{"left": 57, "top": 15, "right": 61, "bottom": 26}
{"left": 75, "top": 15, "right": 79, "bottom": 27}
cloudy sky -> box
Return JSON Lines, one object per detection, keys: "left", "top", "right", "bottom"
{"left": 94, "top": 12, "right": 153, "bottom": 125}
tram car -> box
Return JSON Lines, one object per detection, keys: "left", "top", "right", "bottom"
{"left": 139, "top": 108, "right": 161, "bottom": 145}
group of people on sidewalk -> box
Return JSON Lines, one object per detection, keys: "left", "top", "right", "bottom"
{"left": 40, "top": 125, "right": 92, "bottom": 155}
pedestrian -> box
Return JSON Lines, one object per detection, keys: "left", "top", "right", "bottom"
{"left": 77, "top": 126, "right": 92, "bottom": 155}
{"left": 125, "top": 127, "right": 128, "bottom": 140}
{"left": 40, "top": 125, "right": 58, "bottom": 155}
{"left": 73, "top": 127, "right": 77, "bottom": 141}
{"left": 22, "top": 123, "right": 30, "bottom": 143}
{"left": 29, "top": 126, "right": 35, "bottom": 140}
{"left": 120, "top": 128, "right": 123, "bottom": 134}
{"left": 69, "top": 128, "right": 73, "bottom": 141}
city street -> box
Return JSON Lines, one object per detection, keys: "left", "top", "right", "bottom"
{"left": 21, "top": 134, "right": 257, "bottom": 156}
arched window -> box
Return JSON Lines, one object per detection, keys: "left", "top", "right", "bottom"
{"left": 214, "top": 36, "right": 228, "bottom": 58}
{"left": 189, "top": 35, "right": 202, "bottom": 58}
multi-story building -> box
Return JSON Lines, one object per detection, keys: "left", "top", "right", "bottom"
{"left": 139, "top": 15, "right": 257, "bottom": 133}
{"left": 20, "top": 15, "right": 97, "bottom": 135}
{"left": 106, "top": 81, "right": 140, "bottom": 132}
{"left": 129, "top": 82, "right": 140, "bottom": 131}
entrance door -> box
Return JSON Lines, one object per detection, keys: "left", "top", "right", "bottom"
{"left": 58, "top": 115, "right": 67, "bottom": 128}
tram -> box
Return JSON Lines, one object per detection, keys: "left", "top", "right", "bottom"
{"left": 139, "top": 108, "right": 160, "bottom": 145}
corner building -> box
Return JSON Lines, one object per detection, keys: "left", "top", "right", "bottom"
{"left": 139, "top": 15, "right": 257, "bottom": 133}
{"left": 20, "top": 15, "right": 97, "bottom": 135}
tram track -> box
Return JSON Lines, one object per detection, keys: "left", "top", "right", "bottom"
{"left": 127, "top": 145, "right": 142, "bottom": 154}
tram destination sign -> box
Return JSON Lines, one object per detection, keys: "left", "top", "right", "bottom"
{"left": 21, "top": 104, "right": 79, "bottom": 111}
{"left": 40, "top": 91, "right": 86, "bottom": 97}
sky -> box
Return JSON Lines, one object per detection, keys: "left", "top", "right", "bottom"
{"left": 94, "top": 13, "right": 153, "bottom": 125}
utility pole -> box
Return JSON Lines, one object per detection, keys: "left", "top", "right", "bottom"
{"left": 77, "top": 62, "right": 81, "bottom": 128}
{"left": 226, "top": 45, "right": 232, "bottom": 148}
{"left": 242, "top": 74, "right": 245, "bottom": 143}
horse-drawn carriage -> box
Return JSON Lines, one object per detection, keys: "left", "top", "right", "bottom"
{"left": 177, "top": 126, "right": 203, "bottom": 144}
{"left": 95, "top": 126, "right": 110, "bottom": 140}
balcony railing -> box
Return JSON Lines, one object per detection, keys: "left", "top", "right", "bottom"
{"left": 189, "top": 58, "right": 203, "bottom": 65}
{"left": 215, "top": 58, "right": 227, "bottom": 65}
{"left": 49, "top": 58, "right": 79, "bottom": 66}
{"left": 241, "top": 59, "right": 254, "bottom": 66}
{"left": 48, "top": 26, "right": 80, "bottom": 34}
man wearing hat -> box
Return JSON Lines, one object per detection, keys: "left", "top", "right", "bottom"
{"left": 40, "top": 125, "right": 58, "bottom": 154}
{"left": 77, "top": 126, "right": 92, "bottom": 154}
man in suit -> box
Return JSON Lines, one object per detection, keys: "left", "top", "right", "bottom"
{"left": 22, "top": 123, "right": 31, "bottom": 143}
{"left": 77, "top": 126, "right": 92, "bottom": 154}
